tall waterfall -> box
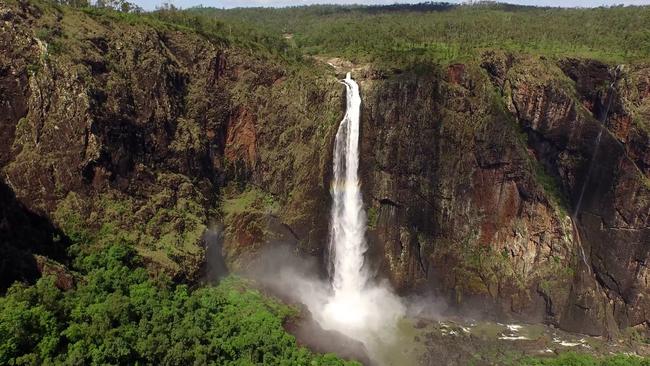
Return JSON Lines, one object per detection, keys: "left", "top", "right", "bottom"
{"left": 312, "top": 72, "right": 402, "bottom": 352}
{"left": 274, "top": 72, "right": 406, "bottom": 366}
{"left": 328, "top": 72, "right": 367, "bottom": 297}
{"left": 322, "top": 72, "right": 370, "bottom": 329}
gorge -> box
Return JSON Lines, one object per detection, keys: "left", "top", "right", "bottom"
{"left": 1, "top": 0, "right": 649, "bottom": 364}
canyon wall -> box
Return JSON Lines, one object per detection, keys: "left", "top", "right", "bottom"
{"left": 359, "top": 54, "right": 649, "bottom": 335}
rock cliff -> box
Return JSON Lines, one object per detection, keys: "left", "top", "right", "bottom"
{"left": 356, "top": 54, "right": 649, "bottom": 335}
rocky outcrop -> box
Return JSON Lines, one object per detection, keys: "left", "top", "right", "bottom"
{"left": 218, "top": 63, "right": 342, "bottom": 262}
{"left": 0, "top": 1, "right": 230, "bottom": 282}
{"left": 351, "top": 53, "right": 649, "bottom": 336}
{"left": 0, "top": 1, "right": 338, "bottom": 286}
{"left": 0, "top": 1, "right": 39, "bottom": 169}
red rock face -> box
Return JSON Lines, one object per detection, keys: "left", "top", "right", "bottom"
{"left": 1, "top": 0, "right": 648, "bottom": 339}
{"left": 0, "top": 1, "right": 339, "bottom": 286}
{"left": 358, "top": 55, "right": 649, "bottom": 336}
{"left": 0, "top": 1, "right": 236, "bottom": 283}
{"left": 225, "top": 107, "right": 258, "bottom": 170}
{"left": 360, "top": 65, "right": 572, "bottom": 324}
{"left": 489, "top": 55, "right": 650, "bottom": 335}
{"left": 610, "top": 115, "right": 632, "bottom": 142}
{"left": 447, "top": 64, "right": 466, "bottom": 85}
{"left": 471, "top": 169, "right": 521, "bottom": 246}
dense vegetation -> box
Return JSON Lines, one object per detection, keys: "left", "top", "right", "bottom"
{"left": 0, "top": 244, "right": 357, "bottom": 365}
{"left": 181, "top": 2, "right": 650, "bottom": 65}
{"left": 45, "top": 1, "right": 650, "bottom": 67}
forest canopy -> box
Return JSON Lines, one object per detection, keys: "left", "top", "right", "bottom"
{"left": 176, "top": 2, "right": 650, "bottom": 65}
{"left": 0, "top": 244, "right": 358, "bottom": 365}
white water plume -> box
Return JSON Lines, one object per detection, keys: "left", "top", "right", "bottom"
{"left": 328, "top": 72, "right": 366, "bottom": 301}
{"left": 313, "top": 72, "right": 404, "bottom": 345}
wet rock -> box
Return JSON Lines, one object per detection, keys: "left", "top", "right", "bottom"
{"left": 1, "top": 0, "right": 648, "bottom": 340}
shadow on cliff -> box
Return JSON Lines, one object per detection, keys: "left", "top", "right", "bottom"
{"left": 0, "top": 180, "right": 71, "bottom": 292}
{"left": 200, "top": 223, "right": 229, "bottom": 284}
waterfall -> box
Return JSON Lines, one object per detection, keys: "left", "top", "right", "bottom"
{"left": 573, "top": 103, "right": 609, "bottom": 219}
{"left": 322, "top": 72, "right": 370, "bottom": 329}
{"left": 571, "top": 66, "right": 621, "bottom": 272}
{"left": 328, "top": 72, "right": 367, "bottom": 296}
{"left": 313, "top": 72, "right": 402, "bottom": 352}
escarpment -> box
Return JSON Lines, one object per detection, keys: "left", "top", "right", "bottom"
{"left": 355, "top": 54, "right": 649, "bottom": 336}
{"left": 463, "top": 53, "right": 648, "bottom": 335}
{"left": 1, "top": 0, "right": 649, "bottom": 339}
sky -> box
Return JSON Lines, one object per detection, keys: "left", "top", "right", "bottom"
{"left": 133, "top": 0, "right": 650, "bottom": 11}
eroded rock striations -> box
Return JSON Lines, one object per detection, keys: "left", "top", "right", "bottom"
{"left": 359, "top": 62, "right": 576, "bottom": 326}
{"left": 358, "top": 53, "right": 649, "bottom": 335}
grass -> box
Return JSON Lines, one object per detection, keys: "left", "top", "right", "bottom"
{"left": 222, "top": 186, "right": 280, "bottom": 218}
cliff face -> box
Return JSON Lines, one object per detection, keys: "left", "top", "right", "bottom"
{"left": 1, "top": 1, "right": 649, "bottom": 337}
{"left": 359, "top": 63, "right": 576, "bottom": 325}
{"left": 0, "top": 1, "right": 338, "bottom": 283}
{"left": 357, "top": 54, "right": 649, "bottom": 335}
{"left": 1, "top": 1, "right": 224, "bottom": 281}
{"left": 496, "top": 56, "right": 650, "bottom": 335}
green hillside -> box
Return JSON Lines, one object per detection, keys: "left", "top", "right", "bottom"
{"left": 181, "top": 2, "right": 650, "bottom": 65}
